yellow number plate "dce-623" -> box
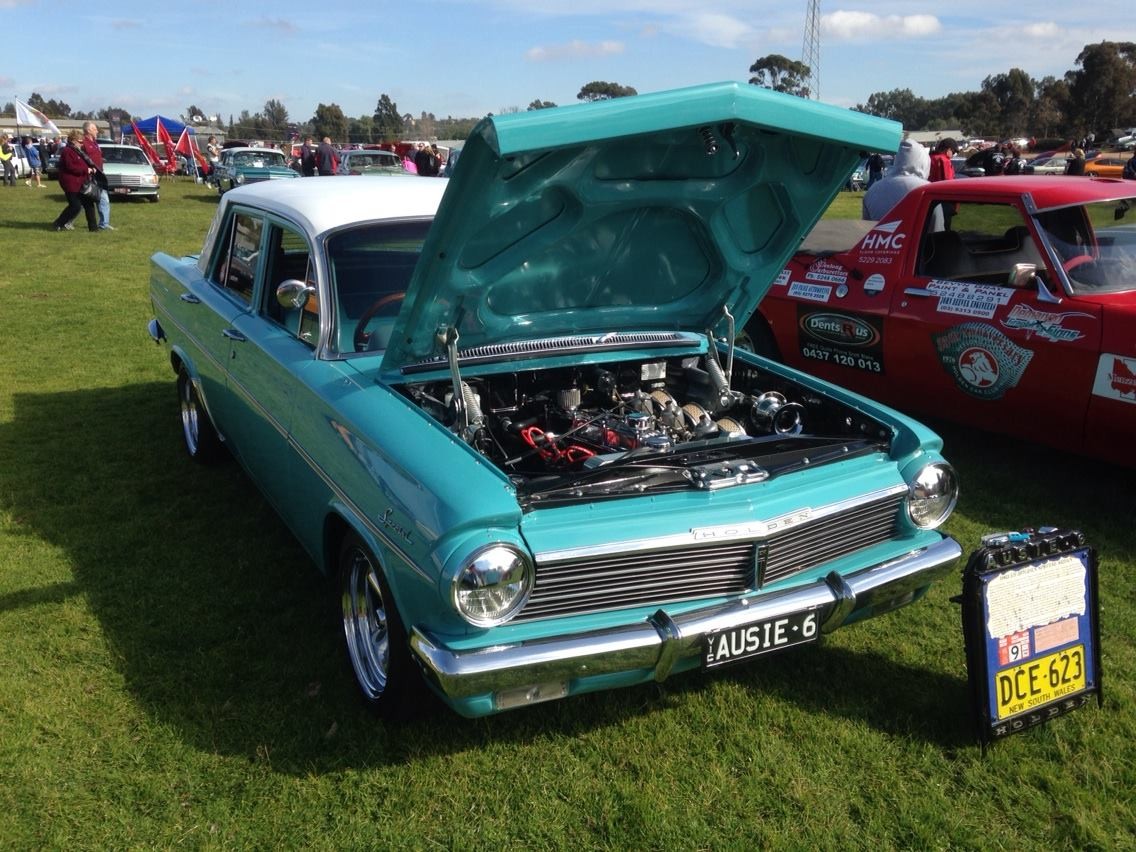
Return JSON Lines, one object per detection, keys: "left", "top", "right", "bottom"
{"left": 996, "top": 645, "right": 1086, "bottom": 720}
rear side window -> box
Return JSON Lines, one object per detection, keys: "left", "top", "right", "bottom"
{"left": 211, "top": 212, "right": 263, "bottom": 303}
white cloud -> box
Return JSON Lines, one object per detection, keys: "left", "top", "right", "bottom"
{"left": 673, "top": 12, "right": 754, "bottom": 50}
{"left": 526, "top": 40, "right": 624, "bottom": 61}
{"left": 1023, "top": 22, "right": 1060, "bottom": 39}
{"left": 822, "top": 11, "right": 941, "bottom": 40}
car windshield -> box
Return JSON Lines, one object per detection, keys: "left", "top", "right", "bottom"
{"left": 349, "top": 153, "right": 401, "bottom": 170}
{"left": 101, "top": 147, "right": 150, "bottom": 165}
{"left": 326, "top": 220, "right": 432, "bottom": 354}
{"left": 1035, "top": 199, "right": 1136, "bottom": 294}
{"left": 233, "top": 151, "right": 285, "bottom": 167}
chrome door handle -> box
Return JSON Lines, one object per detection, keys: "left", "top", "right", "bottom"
{"left": 222, "top": 329, "right": 247, "bottom": 342}
{"left": 179, "top": 293, "right": 201, "bottom": 304}
{"left": 903, "top": 287, "right": 933, "bottom": 297}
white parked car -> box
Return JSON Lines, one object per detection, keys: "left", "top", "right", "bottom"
{"left": 100, "top": 143, "right": 161, "bottom": 202}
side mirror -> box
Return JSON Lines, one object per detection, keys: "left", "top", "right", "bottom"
{"left": 1007, "top": 263, "right": 1036, "bottom": 289}
{"left": 276, "top": 279, "right": 315, "bottom": 309}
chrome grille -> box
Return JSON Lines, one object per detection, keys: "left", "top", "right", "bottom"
{"left": 106, "top": 174, "right": 145, "bottom": 187}
{"left": 516, "top": 492, "right": 904, "bottom": 622}
{"left": 761, "top": 492, "right": 904, "bottom": 585}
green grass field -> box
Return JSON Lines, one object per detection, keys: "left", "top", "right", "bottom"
{"left": 1, "top": 181, "right": 1133, "bottom": 849}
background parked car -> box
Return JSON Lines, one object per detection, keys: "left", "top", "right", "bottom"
{"left": 962, "top": 148, "right": 1004, "bottom": 177}
{"left": 336, "top": 149, "right": 404, "bottom": 176}
{"left": 99, "top": 143, "right": 160, "bottom": 202}
{"left": 1022, "top": 153, "right": 1071, "bottom": 175}
{"left": 3, "top": 142, "right": 29, "bottom": 179}
{"left": 442, "top": 147, "right": 461, "bottom": 177}
{"left": 1083, "top": 156, "right": 1127, "bottom": 178}
{"left": 211, "top": 147, "right": 298, "bottom": 194}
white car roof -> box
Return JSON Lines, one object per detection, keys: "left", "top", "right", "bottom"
{"left": 218, "top": 175, "right": 448, "bottom": 237}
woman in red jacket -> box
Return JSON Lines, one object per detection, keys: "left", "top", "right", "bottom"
{"left": 51, "top": 129, "right": 99, "bottom": 232}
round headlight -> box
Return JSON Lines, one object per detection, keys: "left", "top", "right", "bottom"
{"left": 907, "top": 462, "right": 959, "bottom": 529}
{"left": 452, "top": 544, "right": 533, "bottom": 627}
{"left": 235, "top": 173, "right": 245, "bottom": 184}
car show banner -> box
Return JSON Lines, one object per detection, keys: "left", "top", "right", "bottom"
{"left": 961, "top": 528, "right": 1102, "bottom": 746}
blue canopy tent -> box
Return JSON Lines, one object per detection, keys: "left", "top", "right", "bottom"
{"left": 129, "top": 115, "right": 195, "bottom": 136}
{"left": 123, "top": 115, "right": 205, "bottom": 180}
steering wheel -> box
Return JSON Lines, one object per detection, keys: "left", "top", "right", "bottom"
{"left": 1062, "top": 254, "right": 1095, "bottom": 275}
{"left": 353, "top": 291, "right": 405, "bottom": 351}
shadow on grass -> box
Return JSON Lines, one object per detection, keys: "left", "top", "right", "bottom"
{"left": 1, "top": 383, "right": 1131, "bottom": 773}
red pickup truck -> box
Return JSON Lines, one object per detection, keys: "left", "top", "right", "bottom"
{"left": 750, "top": 176, "right": 1136, "bottom": 465}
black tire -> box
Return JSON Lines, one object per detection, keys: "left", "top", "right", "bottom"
{"left": 149, "top": 195, "right": 159, "bottom": 203}
{"left": 737, "top": 314, "right": 781, "bottom": 361}
{"left": 176, "top": 366, "right": 223, "bottom": 463}
{"left": 339, "top": 532, "right": 423, "bottom": 719}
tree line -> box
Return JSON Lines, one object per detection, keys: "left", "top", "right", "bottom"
{"left": 10, "top": 42, "right": 1130, "bottom": 145}
{"left": 2, "top": 82, "right": 640, "bottom": 144}
{"left": 750, "top": 41, "right": 1136, "bottom": 140}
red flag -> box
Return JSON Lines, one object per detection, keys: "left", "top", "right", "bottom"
{"left": 176, "top": 128, "right": 209, "bottom": 172}
{"left": 156, "top": 118, "right": 177, "bottom": 171}
{"left": 174, "top": 127, "right": 192, "bottom": 157}
{"left": 131, "top": 121, "right": 163, "bottom": 169}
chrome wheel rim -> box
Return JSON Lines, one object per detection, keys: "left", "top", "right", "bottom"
{"left": 342, "top": 546, "right": 390, "bottom": 699}
{"left": 179, "top": 376, "right": 201, "bottom": 455}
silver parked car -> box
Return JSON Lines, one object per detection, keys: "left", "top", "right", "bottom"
{"left": 337, "top": 149, "right": 405, "bottom": 176}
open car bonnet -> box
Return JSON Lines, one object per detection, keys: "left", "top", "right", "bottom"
{"left": 382, "top": 82, "right": 900, "bottom": 371}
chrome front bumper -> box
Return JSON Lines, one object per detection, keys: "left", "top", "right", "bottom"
{"left": 410, "top": 537, "right": 962, "bottom": 704}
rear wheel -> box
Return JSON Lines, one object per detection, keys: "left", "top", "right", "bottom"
{"left": 339, "top": 532, "right": 422, "bottom": 719}
{"left": 176, "top": 366, "right": 223, "bottom": 463}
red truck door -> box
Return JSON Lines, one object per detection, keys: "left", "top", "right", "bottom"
{"left": 885, "top": 197, "right": 1102, "bottom": 445}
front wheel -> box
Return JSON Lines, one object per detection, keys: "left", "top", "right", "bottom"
{"left": 736, "top": 315, "right": 781, "bottom": 361}
{"left": 177, "top": 366, "right": 223, "bottom": 463}
{"left": 339, "top": 532, "right": 422, "bottom": 719}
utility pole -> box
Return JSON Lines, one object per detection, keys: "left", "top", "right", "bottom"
{"left": 802, "top": 0, "right": 821, "bottom": 100}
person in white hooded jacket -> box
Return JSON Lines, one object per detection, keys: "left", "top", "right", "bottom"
{"left": 862, "top": 137, "right": 931, "bottom": 221}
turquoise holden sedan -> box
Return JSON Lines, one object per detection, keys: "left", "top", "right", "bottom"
{"left": 147, "top": 82, "right": 961, "bottom": 719}
{"left": 211, "top": 146, "right": 297, "bottom": 194}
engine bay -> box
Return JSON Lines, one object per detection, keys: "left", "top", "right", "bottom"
{"left": 399, "top": 351, "right": 892, "bottom": 501}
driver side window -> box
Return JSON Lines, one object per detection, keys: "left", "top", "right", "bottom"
{"left": 917, "top": 202, "right": 1045, "bottom": 286}
{"left": 263, "top": 223, "right": 317, "bottom": 346}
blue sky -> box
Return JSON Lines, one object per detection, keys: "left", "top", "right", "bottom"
{"left": 5, "top": 1, "right": 1133, "bottom": 125}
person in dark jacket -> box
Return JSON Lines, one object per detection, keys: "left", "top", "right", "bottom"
{"left": 316, "top": 137, "right": 338, "bottom": 176}
{"left": 1123, "top": 156, "right": 1136, "bottom": 181}
{"left": 414, "top": 142, "right": 440, "bottom": 176}
{"left": 51, "top": 129, "right": 99, "bottom": 232}
{"left": 1065, "top": 148, "right": 1086, "bottom": 176}
{"left": 300, "top": 137, "right": 316, "bottom": 176}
